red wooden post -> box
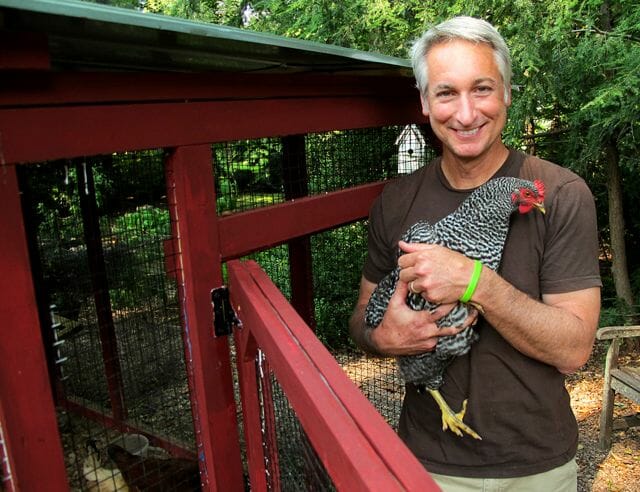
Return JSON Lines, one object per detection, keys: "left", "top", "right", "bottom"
{"left": 164, "top": 145, "right": 244, "bottom": 491}
{"left": 256, "top": 357, "right": 282, "bottom": 491}
{"left": 0, "top": 165, "right": 68, "bottom": 491}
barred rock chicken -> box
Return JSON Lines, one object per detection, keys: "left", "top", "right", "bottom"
{"left": 365, "top": 177, "right": 545, "bottom": 440}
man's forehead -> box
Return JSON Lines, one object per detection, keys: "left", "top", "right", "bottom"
{"left": 425, "top": 42, "right": 501, "bottom": 84}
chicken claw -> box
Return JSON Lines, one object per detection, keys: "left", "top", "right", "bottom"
{"left": 428, "top": 390, "right": 482, "bottom": 440}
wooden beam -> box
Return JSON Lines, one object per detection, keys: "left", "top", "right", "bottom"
{"left": 0, "top": 165, "right": 68, "bottom": 491}
{"left": 0, "top": 71, "right": 416, "bottom": 107}
{"left": 165, "top": 145, "right": 244, "bottom": 491}
{"left": 0, "top": 31, "right": 50, "bottom": 70}
{"left": 218, "top": 181, "right": 386, "bottom": 260}
{"left": 0, "top": 97, "right": 422, "bottom": 164}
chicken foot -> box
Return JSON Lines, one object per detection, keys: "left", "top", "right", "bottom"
{"left": 428, "top": 389, "right": 482, "bottom": 440}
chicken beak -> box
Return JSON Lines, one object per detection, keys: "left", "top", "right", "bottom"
{"left": 534, "top": 202, "right": 546, "bottom": 214}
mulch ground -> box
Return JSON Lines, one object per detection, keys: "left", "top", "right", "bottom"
{"left": 569, "top": 341, "right": 640, "bottom": 492}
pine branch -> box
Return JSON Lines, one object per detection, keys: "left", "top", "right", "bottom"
{"left": 572, "top": 27, "right": 640, "bottom": 44}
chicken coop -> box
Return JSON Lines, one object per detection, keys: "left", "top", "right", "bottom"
{"left": 0, "top": 1, "right": 440, "bottom": 490}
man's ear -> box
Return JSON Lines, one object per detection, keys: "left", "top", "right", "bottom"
{"left": 420, "top": 92, "right": 429, "bottom": 117}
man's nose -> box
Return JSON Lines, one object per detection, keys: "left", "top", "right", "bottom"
{"left": 456, "top": 94, "right": 476, "bottom": 126}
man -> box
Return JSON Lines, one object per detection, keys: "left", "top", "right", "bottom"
{"left": 349, "top": 16, "right": 601, "bottom": 491}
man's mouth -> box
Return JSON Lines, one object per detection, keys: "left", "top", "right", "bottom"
{"left": 456, "top": 127, "right": 480, "bottom": 137}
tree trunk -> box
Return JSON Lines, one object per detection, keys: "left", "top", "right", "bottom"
{"left": 605, "top": 139, "right": 635, "bottom": 308}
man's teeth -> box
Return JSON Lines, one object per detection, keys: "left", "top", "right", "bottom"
{"left": 458, "top": 128, "right": 479, "bottom": 136}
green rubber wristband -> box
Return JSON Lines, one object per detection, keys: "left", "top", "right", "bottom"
{"left": 460, "top": 260, "right": 482, "bottom": 303}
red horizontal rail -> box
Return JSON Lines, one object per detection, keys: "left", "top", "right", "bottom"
{"left": 218, "top": 181, "right": 386, "bottom": 260}
{"left": 0, "top": 71, "right": 416, "bottom": 107}
{"left": 228, "top": 260, "right": 438, "bottom": 491}
{"left": 0, "top": 96, "right": 422, "bottom": 164}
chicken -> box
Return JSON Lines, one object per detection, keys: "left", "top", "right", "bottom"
{"left": 107, "top": 443, "right": 200, "bottom": 492}
{"left": 83, "top": 439, "right": 129, "bottom": 491}
{"left": 365, "top": 177, "right": 545, "bottom": 440}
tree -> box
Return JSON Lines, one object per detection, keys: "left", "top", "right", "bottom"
{"left": 78, "top": 0, "right": 640, "bottom": 310}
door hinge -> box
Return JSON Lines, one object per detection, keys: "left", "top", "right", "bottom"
{"left": 211, "top": 286, "right": 240, "bottom": 337}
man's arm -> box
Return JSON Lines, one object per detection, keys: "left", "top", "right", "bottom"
{"left": 476, "top": 270, "right": 600, "bottom": 374}
{"left": 397, "top": 243, "right": 600, "bottom": 373}
{"left": 349, "top": 275, "right": 472, "bottom": 357}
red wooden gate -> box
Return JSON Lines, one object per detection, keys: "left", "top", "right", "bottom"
{"left": 228, "top": 260, "right": 440, "bottom": 491}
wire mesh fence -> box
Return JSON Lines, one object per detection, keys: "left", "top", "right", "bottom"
{"left": 20, "top": 153, "right": 198, "bottom": 491}
{"left": 19, "top": 124, "right": 436, "bottom": 490}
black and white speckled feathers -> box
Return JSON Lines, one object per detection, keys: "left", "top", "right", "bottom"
{"left": 364, "top": 177, "right": 544, "bottom": 390}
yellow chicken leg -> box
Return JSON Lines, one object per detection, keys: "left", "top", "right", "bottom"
{"left": 428, "top": 389, "right": 482, "bottom": 440}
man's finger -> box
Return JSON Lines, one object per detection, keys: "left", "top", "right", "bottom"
{"left": 428, "top": 302, "right": 456, "bottom": 321}
{"left": 390, "top": 279, "right": 409, "bottom": 305}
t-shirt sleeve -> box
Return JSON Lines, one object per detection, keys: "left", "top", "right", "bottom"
{"left": 540, "top": 177, "right": 602, "bottom": 294}
{"left": 362, "top": 194, "right": 397, "bottom": 284}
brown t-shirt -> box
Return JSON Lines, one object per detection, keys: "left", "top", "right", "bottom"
{"left": 363, "top": 149, "right": 602, "bottom": 478}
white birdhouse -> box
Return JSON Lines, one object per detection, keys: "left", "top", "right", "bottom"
{"left": 395, "top": 124, "right": 426, "bottom": 174}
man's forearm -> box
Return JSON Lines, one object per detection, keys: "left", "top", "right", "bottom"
{"left": 348, "top": 305, "right": 382, "bottom": 356}
{"left": 474, "top": 268, "right": 599, "bottom": 373}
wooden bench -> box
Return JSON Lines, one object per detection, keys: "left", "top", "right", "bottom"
{"left": 597, "top": 325, "right": 640, "bottom": 450}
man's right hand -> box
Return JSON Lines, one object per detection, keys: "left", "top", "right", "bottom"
{"left": 349, "top": 275, "right": 477, "bottom": 357}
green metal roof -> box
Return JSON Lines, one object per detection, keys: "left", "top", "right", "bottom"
{"left": 0, "top": 0, "right": 412, "bottom": 75}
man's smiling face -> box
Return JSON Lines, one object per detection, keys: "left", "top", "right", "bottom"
{"left": 421, "top": 39, "right": 511, "bottom": 166}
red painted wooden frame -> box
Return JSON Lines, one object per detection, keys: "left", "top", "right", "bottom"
{"left": 218, "top": 181, "right": 386, "bottom": 260}
{"left": 0, "top": 71, "right": 422, "bottom": 166}
{"left": 229, "top": 260, "right": 439, "bottom": 491}
{"left": 0, "top": 36, "right": 426, "bottom": 491}
{"left": 165, "top": 145, "right": 245, "bottom": 490}
{"left": 0, "top": 166, "right": 68, "bottom": 492}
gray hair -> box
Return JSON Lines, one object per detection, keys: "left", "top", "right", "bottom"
{"left": 410, "top": 16, "right": 512, "bottom": 103}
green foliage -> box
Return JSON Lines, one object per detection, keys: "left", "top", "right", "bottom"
{"left": 62, "top": 0, "right": 640, "bottom": 341}
{"left": 312, "top": 223, "right": 368, "bottom": 350}
{"left": 599, "top": 297, "right": 638, "bottom": 327}
{"left": 105, "top": 206, "right": 172, "bottom": 311}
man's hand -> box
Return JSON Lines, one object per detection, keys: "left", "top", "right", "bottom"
{"left": 349, "top": 275, "right": 478, "bottom": 357}
{"left": 397, "top": 242, "right": 476, "bottom": 304}
{"left": 371, "top": 279, "right": 466, "bottom": 355}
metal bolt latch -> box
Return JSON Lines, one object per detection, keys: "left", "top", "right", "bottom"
{"left": 211, "top": 286, "right": 240, "bottom": 337}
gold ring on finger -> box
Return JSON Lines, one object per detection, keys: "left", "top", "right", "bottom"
{"left": 409, "top": 281, "right": 420, "bottom": 294}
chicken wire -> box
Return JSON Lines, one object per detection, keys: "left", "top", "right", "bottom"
{"left": 19, "top": 152, "right": 197, "bottom": 491}
{"left": 233, "top": 349, "right": 335, "bottom": 492}
{"left": 19, "top": 125, "right": 436, "bottom": 490}
{"left": 213, "top": 125, "right": 428, "bottom": 214}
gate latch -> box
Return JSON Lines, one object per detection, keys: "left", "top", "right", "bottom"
{"left": 211, "top": 286, "right": 240, "bottom": 337}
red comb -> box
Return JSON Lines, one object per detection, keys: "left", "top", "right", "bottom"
{"left": 534, "top": 179, "right": 545, "bottom": 199}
